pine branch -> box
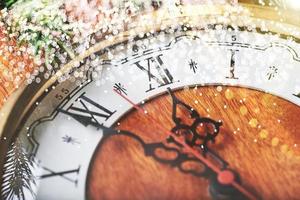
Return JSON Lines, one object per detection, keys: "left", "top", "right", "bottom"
{"left": 1, "top": 139, "right": 36, "bottom": 200}
{"left": 0, "top": 0, "right": 20, "bottom": 9}
{"left": 1, "top": 0, "right": 79, "bottom": 68}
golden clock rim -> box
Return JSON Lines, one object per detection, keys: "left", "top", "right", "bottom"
{"left": 0, "top": 2, "right": 300, "bottom": 192}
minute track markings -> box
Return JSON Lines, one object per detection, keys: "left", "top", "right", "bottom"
{"left": 106, "top": 34, "right": 300, "bottom": 66}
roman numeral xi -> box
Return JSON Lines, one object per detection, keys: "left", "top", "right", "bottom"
{"left": 59, "top": 93, "right": 116, "bottom": 127}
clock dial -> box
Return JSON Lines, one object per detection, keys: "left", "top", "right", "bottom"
{"left": 87, "top": 86, "right": 300, "bottom": 200}
{"left": 4, "top": 25, "right": 300, "bottom": 200}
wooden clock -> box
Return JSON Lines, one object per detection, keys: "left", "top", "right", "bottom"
{"left": 0, "top": 0, "right": 300, "bottom": 199}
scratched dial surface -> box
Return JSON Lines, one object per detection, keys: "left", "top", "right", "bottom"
{"left": 15, "top": 28, "right": 300, "bottom": 199}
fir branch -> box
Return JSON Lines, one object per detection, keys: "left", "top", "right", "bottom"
{"left": 1, "top": 139, "right": 36, "bottom": 200}
{"left": 0, "top": 0, "right": 150, "bottom": 83}
{"left": 0, "top": 0, "right": 20, "bottom": 9}
{"left": 2, "top": 0, "right": 76, "bottom": 66}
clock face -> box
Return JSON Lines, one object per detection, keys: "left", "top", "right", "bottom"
{"left": 6, "top": 26, "right": 300, "bottom": 200}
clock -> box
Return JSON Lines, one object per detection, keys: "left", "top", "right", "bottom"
{"left": 0, "top": 1, "right": 300, "bottom": 200}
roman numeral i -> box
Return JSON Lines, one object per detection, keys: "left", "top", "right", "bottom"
{"left": 226, "top": 49, "right": 239, "bottom": 80}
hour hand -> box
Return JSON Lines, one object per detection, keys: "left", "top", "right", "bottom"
{"left": 166, "top": 87, "right": 222, "bottom": 152}
{"left": 167, "top": 87, "right": 200, "bottom": 123}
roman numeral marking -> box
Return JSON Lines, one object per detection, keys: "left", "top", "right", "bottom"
{"left": 226, "top": 49, "right": 239, "bottom": 80}
{"left": 134, "top": 54, "right": 176, "bottom": 92}
{"left": 39, "top": 166, "right": 81, "bottom": 186}
{"left": 60, "top": 93, "right": 116, "bottom": 127}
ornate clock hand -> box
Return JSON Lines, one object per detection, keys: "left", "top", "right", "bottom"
{"left": 60, "top": 103, "right": 215, "bottom": 178}
{"left": 166, "top": 88, "right": 262, "bottom": 199}
{"left": 167, "top": 87, "right": 222, "bottom": 154}
{"left": 113, "top": 89, "right": 258, "bottom": 200}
